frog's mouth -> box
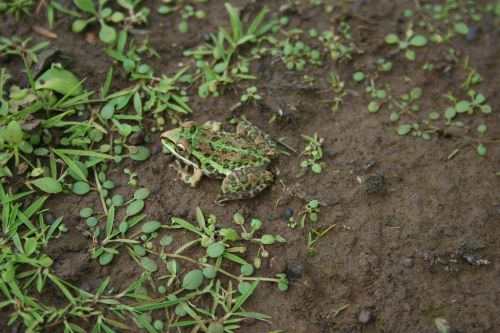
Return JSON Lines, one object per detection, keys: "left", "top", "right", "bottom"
{"left": 161, "top": 138, "right": 200, "bottom": 170}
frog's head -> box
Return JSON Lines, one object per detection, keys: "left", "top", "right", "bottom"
{"left": 160, "top": 121, "right": 196, "bottom": 158}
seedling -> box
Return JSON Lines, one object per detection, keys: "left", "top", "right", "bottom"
{"left": 71, "top": 0, "right": 149, "bottom": 44}
{"left": 300, "top": 134, "right": 325, "bottom": 174}
{"left": 385, "top": 23, "right": 428, "bottom": 61}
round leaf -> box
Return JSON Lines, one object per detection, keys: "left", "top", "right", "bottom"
{"left": 126, "top": 200, "right": 144, "bottom": 216}
{"left": 130, "top": 146, "right": 150, "bottom": 161}
{"left": 72, "top": 181, "right": 90, "bottom": 195}
{"left": 99, "top": 252, "right": 113, "bottom": 266}
{"left": 142, "top": 220, "right": 161, "bottom": 234}
{"left": 79, "top": 207, "right": 93, "bottom": 218}
{"left": 203, "top": 265, "right": 217, "bottom": 279}
{"left": 99, "top": 24, "right": 117, "bottom": 44}
{"left": 397, "top": 125, "right": 412, "bottom": 136}
{"left": 134, "top": 187, "right": 150, "bottom": 200}
{"left": 140, "top": 257, "right": 158, "bottom": 272}
{"left": 182, "top": 269, "right": 204, "bottom": 290}
{"left": 160, "top": 235, "right": 173, "bottom": 246}
{"left": 385, "top": 33, "right": 399, "bottom": 44}
{"left": 409, "top": 35, "right": 427, "bottom": 47}
{"left": 206, "top": 242, "right": 225, "bottom": 258}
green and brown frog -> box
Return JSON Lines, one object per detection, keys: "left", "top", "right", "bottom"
{"left": 161, "top": 119, "right": 290, "bottom": 204}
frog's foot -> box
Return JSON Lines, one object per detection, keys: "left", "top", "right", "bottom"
{"left": 216, "top": 167, "right": 274, "bottom": 205}
{"left": 170, "top": 161, "right": 203, "bottom": 187}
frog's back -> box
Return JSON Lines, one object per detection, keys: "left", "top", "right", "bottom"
{"left": 192, "top": 129, "right": 272, "bottom": 178}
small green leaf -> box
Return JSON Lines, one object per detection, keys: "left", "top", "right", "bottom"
{"left": 72, "top": 19, "right": 88, "bottom": 33}
{"left": 134, "top": 187, "right": 150, "bottom": 200}
{"left": 159, "top": 235, "right": 173, "bottom": 246}
{"left": 99, "top": 24, "right": 117, "bottom": 44}
{"left": 73, "top": 0, "right": 96, "bottom": 14}
{"left": 367, "top": 101, "right": 380, "bottom": 113}
{"left": 260, "top": 235, "right": 275, "bottom": 245}
{"left": 477, "top": 144, "right": 487, "bottom": 156}
{"left": 241, "top": 264, "right": 254, "bottom": 276}
{"left": 142, "top": 220, "right": 161, "bottom": 234}
{"left": 79, "top": 207, "right": 93, "bottom": 218}
{"left": 130, "top": 146, "right": 150, "bottom": 161}
{"left": 72, "top": 181, "right": 90, "bottom": 195}
{"left": 126, "top": 200, "right": 144, "bottom": 216}
{"left": 385, "top": 33, "right": 399, "bottom": 44}
{"left": 207, "top": 242, "right": 225, "bottom": 258}
{"left": 182, "top": 269, "right": 204, "bottom": 290}
{"left": 409, "top": 35, "right": 427, "bottom": 47}
{"left": 397, "top": 124, "right": 412, "bottom": 136}
{"left": 141, "top": 257, "right": 158, "bottom": 272}
{"left": 31, "top": 177, "right": 62, "bottom": 194}
{"left": 454, "top": 23, "right": 469, "bottom": 35}
{"left": 455, "top": 100, "right": 471, "bottom": 113}
{"left": 99, "top": 252, "right": 114, "bottom": 265}
{"left": 5, "top": 120, "right": 23, "bottom": 145}
{"left": 203, "top": 265, "right": 217, "bottom": 279}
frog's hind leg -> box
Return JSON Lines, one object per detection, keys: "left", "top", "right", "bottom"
{"left": 235, "top": 119, "right": 280, "bottom": 157}
{"left": 236, "top": 118, "right": 296, "bottom": 156}
{"left": 216, "top": 166, "right": 274, "bottom": 205}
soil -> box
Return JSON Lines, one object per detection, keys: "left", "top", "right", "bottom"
{"left": 1, "top": 0, "right": 499, "bottom": 332}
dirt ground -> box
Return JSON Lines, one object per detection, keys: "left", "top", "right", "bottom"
{"left": 1, "top": 0, "right": 499, "bottom": 332}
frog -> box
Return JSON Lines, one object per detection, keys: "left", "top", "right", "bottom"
{"left": 161, "top": 118, "right": 289, "bottom": 204}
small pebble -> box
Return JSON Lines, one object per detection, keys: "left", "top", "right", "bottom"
{"left": 79, "top": 281, "right": 91, "bottom": 292}
{"left": 358, "top": 308, "right": 372, "bottom": 324}
{"left": 44, "top": 213, "right": 54, "bottom": 224}
{"left": 326, "top": 148, "right": 337, "bottom": 159}
{"left": 466, "top": 26, "right": 481, "bottom": 42}
{"left": 402, "top": 257, "right": 414, "bottom": 268}
{"left": 286, "top": 260, "right": 304, "bottom": 281}
{"left": 283, "top": 207, "right": 293, "bottom": 219}
{"left": 174, "top": 210, "right": 188, "bottom": 218}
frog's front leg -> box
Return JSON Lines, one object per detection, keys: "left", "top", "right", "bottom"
{"left": 216, "top": 166, "right": 274, "bottom": 204}
{"left": 170, "top": 160, "right": 203, "bottom": 188}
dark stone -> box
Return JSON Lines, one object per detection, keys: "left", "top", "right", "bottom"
{"left": 466, "top": 26, "right": 481, "bottom": 42}
{"left": 175, "top": 210, "right": 188, "bottom": 218}
{"left": 44, "top": 213, "right": 54, "bottom": 224}
{"left": 326, "top": 148, "right": 337, "bottom": 159}
{"left": 285, "top": 260, "right": 304, "bottom": 282}
{"left": 283, "top": 207, "right": 293, "bottom": 219}
{"left": 358, "top": 308, "right": 372, "bottom": 324}
{"left": 79, "top": 281, "right": 91, "bottom": 292}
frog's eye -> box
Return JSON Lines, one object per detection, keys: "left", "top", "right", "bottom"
{"left": 176, "top": 143, "right": 187, "bottom": 152}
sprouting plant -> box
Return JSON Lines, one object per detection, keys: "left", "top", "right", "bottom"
{"left": 71, "top": 0, "right": 150, "bottom": 44}
{"left": 385, "top": 23, "right": 428, "bottom": 61}
{"left": 0, "top": 0, "right": 35, "bottom": 20}
{"left": 240, "top": 86, "right": 261, "bottom": 103}
{"left": 307, "top": 224, "right": 336, "bottom": 256}
{"left": 184, "top": 3, "right": 277, "bottom": 98}
{"left": 300, "top": 134, "right": 325, "bottom": 174}
{"left": 158, "top": 0, "right": 207, "bottom": 34}
{"left": 329, "top": 72, "right": 346, "bottom": 112}
{"left": 287, "top": 199, "right": 321, "bottom": 228}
